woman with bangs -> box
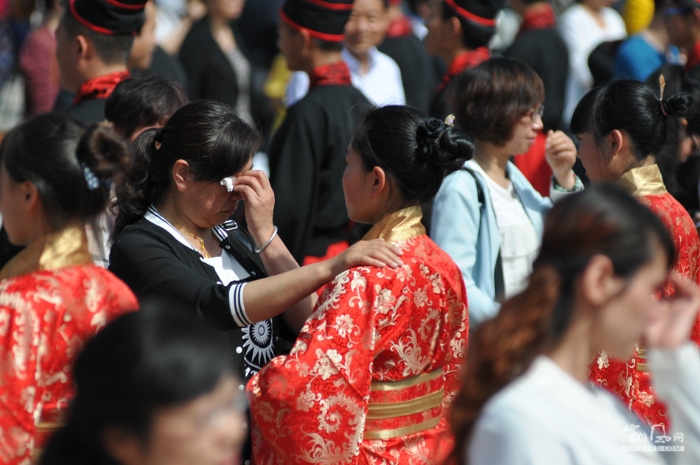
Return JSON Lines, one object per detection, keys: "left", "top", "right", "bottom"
{"left": 570, "top": 79, "right": 700, "bottom": 429}
{"left": 431, "top": 57, "right": 581, "bottom": 329}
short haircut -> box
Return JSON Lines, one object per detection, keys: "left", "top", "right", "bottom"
{"left": 60, "top": 8, "right": 135, "bottom": 65}
{"left": 448, "top": 57, "right": 545, "bottom": 146}
{"left": 105, "top": 72, "right": 188, "bottom": 140}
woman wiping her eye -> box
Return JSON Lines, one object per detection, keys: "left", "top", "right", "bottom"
{"left": 109, "top": 99, "right": 403, "bottom": 385}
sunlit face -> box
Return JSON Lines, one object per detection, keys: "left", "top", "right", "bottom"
{"left": 207, "top": 0, "right": 245, "bottom": 20}
{"left": 342, "top": 145, "right": 377, "bottom": 224}
{"left": 582, "top": 0, "right": 615, "bottom": 11}
{"left": 277, "top": 22, "right": 303, "bottom": 72}
{"left": 593, "top": 244, "right": 669, "bottom": 360}
{"left": 183, "top": 159, "right": 253, "bottom": 228}
{"left": 506, "top": 105, "right": 544, "bottom": 155}
{"left": 425, "top": 1, "right": 450, "bottom": 56}
{"left": 576, "top": 132, "right": 621, "bottom": 182}
{"left": 344, "top": 0, "right": 389, "bottom": 58}
{"left": 128, "top": 1, "right": 157, "bottom": 69}
{"left": 665, "top": 3, "right": 696, "bottom": 50}
{"left": 0, "top": 162, "right": 32, "bottom": 246}
{"left": 55, "top": 21, "right": 81, "bottom": 92}
{"left": 118, "top": 375, "right": 247, "bottom": 465}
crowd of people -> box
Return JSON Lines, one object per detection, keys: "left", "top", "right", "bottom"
{"left": 1, "top": 0, "right": 700, "bottom": 464}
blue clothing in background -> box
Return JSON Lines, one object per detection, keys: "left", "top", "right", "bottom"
{"left": 614, "top": 34, "right": 679, "bottom": 81}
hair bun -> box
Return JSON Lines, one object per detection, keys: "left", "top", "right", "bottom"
{"left": 415, "top": 118, "right": 447, "bottom": 163}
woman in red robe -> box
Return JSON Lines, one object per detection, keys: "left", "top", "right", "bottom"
{"left": 247, "top": 106, "right": 473, "bottom": 464}
{"left": 0, "top": 114, "right": 139, "bottom": 464}
{"left": 571, "top": 78, "right": 700, "bottom": 431}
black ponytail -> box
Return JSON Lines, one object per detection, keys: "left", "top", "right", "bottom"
{"left": 113, "top": 100, "right": 262, "bottom": 238}
{"left": 571, "top": 80, "right": 693, "bottom": 187}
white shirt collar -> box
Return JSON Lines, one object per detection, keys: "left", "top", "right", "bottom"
{"left": 342, "top": 46, "right": 378, "bottom": 76}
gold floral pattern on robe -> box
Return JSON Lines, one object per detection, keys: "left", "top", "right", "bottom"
{"left": 0, "top": 227, "right": 138, "bottom": 464}
{"left": 247, "top": 206, "right": 468, "bottom": 465}
{"left": 589, "top": 165, "right": 700, "bottom": 431}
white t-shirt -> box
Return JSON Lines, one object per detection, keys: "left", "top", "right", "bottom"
{"left": 285, "top": 46, "right": 405, "bottom": 107}
{"left": 469, "top": 345, "right": 700, "bottom": 465}
{"left": 558, "top": 4, "right": 627, "bottom": 123}
{"left": 472, "top": 163, "right": 540, "bottom": 298}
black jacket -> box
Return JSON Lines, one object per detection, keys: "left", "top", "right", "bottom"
{"left": 178, "top": 17, "right": 272, "bottom": 135}
{"left": 109, "top": 218, "right": 293, "bottom": 380}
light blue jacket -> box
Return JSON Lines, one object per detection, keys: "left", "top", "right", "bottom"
{"left": 431, "top": 160, "right": 553, "bottom": 328}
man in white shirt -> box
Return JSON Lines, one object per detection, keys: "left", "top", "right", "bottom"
{"left": 286, "top": 0, "right": 405, "bottom": 107}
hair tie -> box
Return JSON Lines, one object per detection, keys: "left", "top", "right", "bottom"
{"left": 659, "top": 74, "right": 669, "bottom": 117}
{"left": 81, "top": 163, "right": 100, "bottom": 190}
{"left": 154, "top": 127, "right": 164, "bottom": 143}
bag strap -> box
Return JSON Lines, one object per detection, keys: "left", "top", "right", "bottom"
{"left": 460, "top": 167, "right": 506, "bottom": 303}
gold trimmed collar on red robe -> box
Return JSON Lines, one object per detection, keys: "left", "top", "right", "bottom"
{"left": 0, "top": 225, "right": 93, "bottom": 280}
{"left": 616, "top": 164, "right": 667, "bottom": 197}
{"left": 362, "top": 205, "right": 426, "bottom": 243}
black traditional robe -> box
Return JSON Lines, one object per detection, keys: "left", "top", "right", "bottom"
{"left": 268, "top": 65, "right": 371, "bottom": 263}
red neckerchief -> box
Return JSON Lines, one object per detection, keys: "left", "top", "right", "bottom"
{"left": 436, "top": 47, "right": 490, "bottom": 92}
{"left": 687, "top": 41, "right": 700, "bottom": 72}
{"left": 309, "top": 61, "right": 352, "bottom": 90}
{"left": 518, "top": 4, "right": 556, "bottom": 36}
{"left": 386, "top": 15, "right": 414, "bottom": 38}
{"left": 72, "top": 70, "right": 130, "bottom": 105}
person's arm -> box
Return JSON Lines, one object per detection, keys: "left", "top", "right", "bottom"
{"left": 431, "top": 171, "right": 499, "bottom": 326}
{"left": 19, "top": 30, "right": 57, "bottom": 115}
{"left": 246, "top": 265, "right": 379, "bottom": 464}
{"left": 545, "top": 130, "right": 580, "bottom": 197}
{"left": 110, "top": 225, "right": 402, "bottom": 331}
{"left": 645, "top": 274, "right": 700, "bottom": 465}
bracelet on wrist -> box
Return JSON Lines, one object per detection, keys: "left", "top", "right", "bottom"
{"left": 552, "top": 173, "right": 583, "bottom": 193}
{"left": 255, "top": 226, "right": 278, "bottom": 254}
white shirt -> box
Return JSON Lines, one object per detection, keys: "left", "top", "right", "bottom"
{"left": 469, "top": 345, "right": 700, "bottom": 465}
{"left": 471, "top": 163, "right": 540, "bottom": 298}
{"left": 558, "top": 4, "right": 626, "bottom": 123}
{"left": 285, "top": 46, "right": 405, "bottom": 107}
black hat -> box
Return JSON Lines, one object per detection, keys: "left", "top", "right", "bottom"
{"left": 281, "top": 0, "right": 354, "bottom": 43}
{"left": 68, "top": 0, "right": 147, "bottom": 35}
{"left": 444, "top": 0, "right": 501, "bottom": 28}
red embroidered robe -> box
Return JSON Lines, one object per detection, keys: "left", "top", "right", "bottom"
{"left": 0, "top": 227, "right": 138, "bottom": 464}
{"left": 247, "top": 206, "right": 469, "bottom": 465}
{"left": 589, "top": 165, "right": 700, "bottom": 432}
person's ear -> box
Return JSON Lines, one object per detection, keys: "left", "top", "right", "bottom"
{"left": 608, "top": 129, "right": 626, "bottom": 158}
{"left": 579, "top": 254, "right": 625, "bottom": 307}
{"left": 299, "top": 28, "right": 313, "bottom": 54}
{"left": 370, "top": 166, "right": 387, "bottom": 199}
{"left": 172, "top": 159, "right": 191, "bottom": 192}
{"left": 22, "top": 181, "right": 40, "bottom": 213}
{"left": 102, "top": 428, "right": 143, "bottom": 465}
{"left": 449, "top": 16, "right": 462, "bottom": 40}
{"left": 76, "top": 34, "right": 90, "bottom": 60}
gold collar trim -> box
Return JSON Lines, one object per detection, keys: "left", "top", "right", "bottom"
{"left": 363, "top": 206, "right": 426, "bottom": 243}
{"left": 616, "top": 165, "right": 667, "bottom": 197}
{"left": 0, "top": 226, "right": 93, "bottom": 280}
